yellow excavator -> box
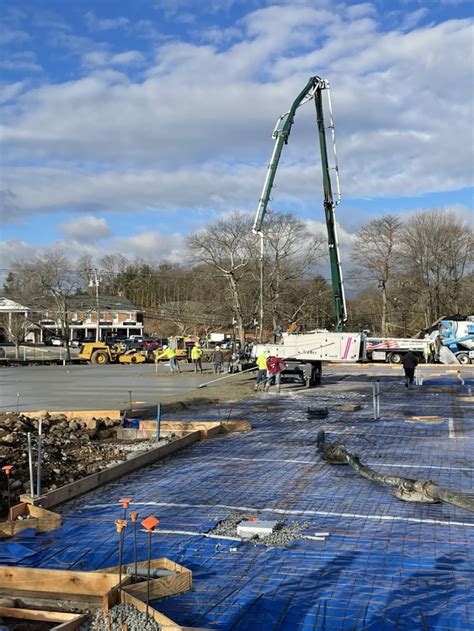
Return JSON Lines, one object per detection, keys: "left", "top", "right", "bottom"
{"left": 79, "top": 341, "right": 146, "bottom": 365}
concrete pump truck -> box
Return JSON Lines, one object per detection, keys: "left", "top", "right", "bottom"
{"left": 252, "top": 76, "right": 366, "bottom": 386}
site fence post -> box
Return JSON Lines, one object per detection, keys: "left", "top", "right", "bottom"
{"left": 27, "top": 432, "right": 35, "bottom": 498}
{"left": 376, "top": 380, "right": 380, "bottom": 418}
{"left": 156, "top": 404, "right": 161, "bottom": 442}
{"left": 36, "top": 419, "right": 42, "bottom": 498}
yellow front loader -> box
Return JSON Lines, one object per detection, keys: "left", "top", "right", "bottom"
{"left": 79, "top": 341, "right": 146, "bottom": 365}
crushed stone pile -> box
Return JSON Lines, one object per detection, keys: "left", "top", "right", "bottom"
{"left": 79, "top": 604, "right": 161, "bottom": 630}
{"left": 0, "top": 411, "right": 127, "bottom": 515}
{"left": 209, "top": 513, "right": 309, "bottom": 547}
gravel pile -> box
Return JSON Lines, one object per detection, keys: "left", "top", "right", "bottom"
{"left": 209, "top": 513, "right": 309, "bottom": 547}
{"left": 210, "top": 513, "right": 250, "bottom": 538}
{"left": 0, "top": 412, "right": 128, "bottom": 515}
{"left": 249, "top": 520, "right": 309, "bottom": 547}
{"left": 80, "top": 604, "right": 161, "bottom": 630}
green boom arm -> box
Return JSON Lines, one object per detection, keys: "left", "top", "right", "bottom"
{"left": 252, "top": 76, "right": 348, "bottom": 331}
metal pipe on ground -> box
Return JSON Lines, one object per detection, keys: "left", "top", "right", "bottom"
{"left": 198, "top": 366, "right": 257, "bottom": 389}
{"left": 126, "top": 567, "right": 178, "bottom": 578}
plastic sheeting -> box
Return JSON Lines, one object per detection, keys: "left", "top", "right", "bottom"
{"left": 5, "top": 369, "right": 474, "bottom": 630}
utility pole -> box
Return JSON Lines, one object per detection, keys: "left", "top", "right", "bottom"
{"left": 259, "top": 232, "right": 264, "bottom": 342}
{"left": 90, "top": 269, "right": 101, "bottom": 342}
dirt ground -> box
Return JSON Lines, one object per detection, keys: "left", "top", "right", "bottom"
{"left": 152, "top": 368, "right": 267, "bottom": 411}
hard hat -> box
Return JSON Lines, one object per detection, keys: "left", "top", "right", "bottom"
{"left": 215, "top": 345, "right": 220, "bottom": 349}
{"left": 162, "top": 345, "right": 168, "bottom": 350}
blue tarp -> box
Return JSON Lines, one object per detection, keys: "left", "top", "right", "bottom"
{"left": 3, "top": 370, "right": 473, "bottom": 629}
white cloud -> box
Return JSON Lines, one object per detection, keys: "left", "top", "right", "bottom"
{"left": 85, "top": 12, "right": 130, "bottom": 32}
{"left": 0, "top": 52, "right": 42, "bottom": 73}
{"left": 399, "top": 8, "right": 430, "bottom": 31}
{"left": 0, "top": 81, "right": 26, "bottom": 104}
{"left": 0, "top": 27, "right": 30, "bottom": 45}
{"left": 0, "top": 2, "right": 472, "bottom": 228}
{"left": 0, "top": 239, "right": 39, "bottom": 272}
{"left": 82, "top": 50, "right": 146, "bottom": 68}
{"left": 113, "top": 231, "right": 185, "bottom": 262}
{"left": 0, "top": 230, "right": 186, "bottom": 276}
{"left": 59, "top": 215, "right": 113, "bottom": 241}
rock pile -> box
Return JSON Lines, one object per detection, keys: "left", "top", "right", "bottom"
{"left": 209, "top": 513, "right": 309, "bottom": 547}
{"left": 81, "top": 603, "right": 162, "bottom": 630}
{"left": 0, "top": 412, "right": 126, "bottom": 516}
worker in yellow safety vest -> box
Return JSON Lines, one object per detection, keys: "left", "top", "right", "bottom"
{"left": 191, "top": 343, "right": 204, "bottom": 373}
{"left": 255, "top": 350, "right": 269, "bottom": 391}
{"left": 155, "top": 345, "right": 180, "bottom": 373}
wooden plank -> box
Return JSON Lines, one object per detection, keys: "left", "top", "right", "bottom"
{"left": 0, "top": 591, "right": 102, "bottom": 610}
{"left": 23, "top": 409, "right": 122, "bottom": 421}
{"left": 159, "top": 421, "right": 222, "bottom": 439}
{"left": 101, "top": 556, "right": 185, "bottom": 573}
{"left": 0, "top": 607, "right": 81, "bottom": 622}
{"left": 1, "top": 504, "right": 61, "bottom": 538}
{"left": 124, "top": 571, "right": 192, "bottom": 600}
{"left": 28, "top": 504, "right": 62, "bottom": 531}
{"left": 54, "top": 614, "right": 89, "bottom": 631}
{"left": 0, "top": 567, "right": 123, "bottom": 597}
{"left": 26, "top": 432, "right": 200, "bottom": 509}
{"left": 99, "top": 557, "right": 192, "bottom": 599}
{"left": 9, "top": 502, "right": 28, "bottom": 521}
{"left": 121, "top": 590, "right": 181, "bottom": 630}
{"left": 0, "top": 517, "right": 39, "bottom": 538}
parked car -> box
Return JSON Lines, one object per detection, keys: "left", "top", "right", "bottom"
{"left": 143, "top": 338, "right": 160, "bottom": 350}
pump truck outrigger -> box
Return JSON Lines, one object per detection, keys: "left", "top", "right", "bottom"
{"left": 252, "top": 76, "right": 366, "bottom": 387}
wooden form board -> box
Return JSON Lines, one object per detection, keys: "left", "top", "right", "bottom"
{"left": 23, "top": 409, "right": 122, "bottom": 421}
{"left": 0, "top": 502, "right": 62, "bottom": 538}
{"left": 121, "top": 590, "right": 181, "bottom": 630}
{"left": 0, "top": 566, "right": 125, "bottom": 598}
{"left": 100, "top": 557, "right": 192, "bottom": 601}
{"left": 0, "top": 565, "right": 186, "bottom": 630}
{"left": 22, "top": 431, "right": 200, "bottom": 510}
{"left": 0, "top": 607, "right": 87, "bottom": 629}
{"left": 151, "top": 419, "right": 251, "bottom": 438}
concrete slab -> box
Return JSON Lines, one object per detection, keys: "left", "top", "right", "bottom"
{"left": 0, "top": 364, "right": 210, "bottom": 412}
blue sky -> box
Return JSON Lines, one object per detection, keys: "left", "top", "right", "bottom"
{"left": 1, "top": 0, "right": 473, "bottom": 269}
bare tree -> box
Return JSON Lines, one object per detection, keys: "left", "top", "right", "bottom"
{"left": 351, "top": 215, "right": 402, "bottom": 335}
{"left": 400, "top": 209, "right": 473, "bottom": 326}
{"left": 186, "top": 212, "right": 253, "bottom": 343}
{"left": 264, "top": 211, "right": 326, "bottom": 329}
{"left": 0, "top": 311, "right": 31, "bottom": 358}
{"left": 5, "top": 251, "right": 80, "bottom": 360}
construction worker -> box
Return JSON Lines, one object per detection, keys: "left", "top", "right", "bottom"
{"left": 265, "top": 355, "right": 287, "bottom": 393}
{"left": 191, "top": 342, "right": 204, "bottom": 373}
{"left": 255, "top": 349, "right": 269, "bottom": 391}
{"left": 401, "top": 351, "right": 419, "bottom": 388}
{"left": 155, "top": 345, "right": 180, "bottom": 373}
{"left": 212, "top": 345, "right": 224, "bottom": 374}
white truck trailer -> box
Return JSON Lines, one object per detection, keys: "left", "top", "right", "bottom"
{"left": 253, "top": 331, "right": 366, "bottom": 387}
{"left": 366, "top": 316, "right": 474, "bottom": 365}
{"left": 366, "top": 337, "right": 428, "bottom": 364}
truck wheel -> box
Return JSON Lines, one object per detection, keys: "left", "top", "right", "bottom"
{"left": 91, "top": 350, "right": 109, "bottom": 365}
{"left": 309, "top": 365, "right": 322, "bottom": 387}
{"left": 388, "top": 352, "right": 402, "bottom": 364}
{"left": 457, "top": 353, "right": 470, "bottom": 365}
